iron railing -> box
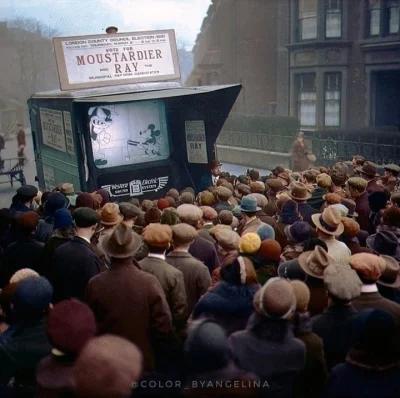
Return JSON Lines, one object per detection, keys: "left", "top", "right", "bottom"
{"left": 217, "top": 130, "right": 400, "bottom": 167}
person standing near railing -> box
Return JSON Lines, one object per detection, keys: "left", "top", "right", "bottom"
{"left": 291, "top": 131, "right": 312, "bottom": 172}
{"left": 16, "top": 123, "right": 26, "bottom": 165}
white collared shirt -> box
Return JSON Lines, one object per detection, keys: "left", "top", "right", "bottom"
{"left": 361, "top": 284, "right": 378, "bottom": 293}
{"left": 212, "top": 175, "right": 219, "bottom": 186}
{"left": 148, "top": 253, "right": 166, "bottom": 261}
{"left": 203, "top": 222, "right": 214, "bottom": 227}
{"left": 78, "top": 236, "right": 91, "bottom": 245}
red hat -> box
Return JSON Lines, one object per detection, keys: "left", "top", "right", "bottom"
{"left": 157, "top": 198, "right": 170, "bottom": 211}
{"left": 258, "top": 239, "right": 282, "bottom": 261}
{"left": 46, "top": 299, "right": 97, "bottom": 355}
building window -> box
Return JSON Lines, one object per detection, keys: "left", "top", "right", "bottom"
{"left": 324, "top": 73, "right": 341, "bottom": 127}
{"left": 298, "top": 0, "right": 318, "bottom": 40}
{"left": 325, "top": 0, "right": 342, "bottom": 38}
{"left": 368, "top": 0, "right": 382, "bottom": 36}
{"left": 297, "top": 74, "right": 317, "bottom": 126}
{"left": 388, "top": 0, "right": 400, "bottom": 33}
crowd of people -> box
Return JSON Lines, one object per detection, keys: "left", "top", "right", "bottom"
{"left": 0, "top": 155, "right": 400, "bottom": 397}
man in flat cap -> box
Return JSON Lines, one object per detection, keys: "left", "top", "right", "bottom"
{"left": 139, "top": 224, "right": 188, "bottom": 337}
{"left": 381, "top": 164, "right": 400, "bottom": 194}
{"left": 51, "top": 208, "right": 102, "bottom": 303}
{"left": 177, "top": 204, "right": 220, "bottom": 274}
{"left": 197, "top": 159, "right": 223, "bottom": 193}
{"left": 119, "top": 202, "right": 142, "bottom": 229}
{"left": 167, "top": 224, "right": 211, "bottom": 315}
{"left": 9, "top": 185, "right": 38, "bottom": 216}
{"left": 106, "top": 26, "right": 118, "bottom": 34}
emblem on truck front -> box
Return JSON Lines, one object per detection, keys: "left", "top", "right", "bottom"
{"left": 102, "top": 176, "right": 169, "bottom": 198}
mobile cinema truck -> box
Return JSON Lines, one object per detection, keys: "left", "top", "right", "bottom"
{"left": 27, "top": 29, "right": 241, "bottom": 201}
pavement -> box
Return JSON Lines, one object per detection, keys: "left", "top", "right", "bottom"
{"left": 0, "top": 132, "right": 37, "bottom": 209}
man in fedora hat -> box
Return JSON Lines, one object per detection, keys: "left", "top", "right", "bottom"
{"left": 198, "top": 159, "right": 223, "bottom": 193}
{"left": 51, "top": 208, "right": 102, "bottom": 303}
{"left": 287, "top": 182, "right": 318, "bottom": 225}
{"left": 236, "top": 196, "right": 267, "bottom": 237}
{"left": 86, "top": 223, "right": 172, "bottom": 372}
{"left": 356, "top": 161, "right": 383, "bottom": 194}
{"left": 366, "top": 230, "right": 400, "bottom": 261}
{"left": 381, "top": 164, "right": 400, "bottom": 194}
{"left": 311, "top": 207, "right": 351, "bottom": 265}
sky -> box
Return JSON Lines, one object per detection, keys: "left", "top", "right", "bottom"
{"left": 0, "top": 0, "right": 212, "bottom": 47}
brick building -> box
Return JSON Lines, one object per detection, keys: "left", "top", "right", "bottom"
{"left": 186, "top": 0, "right": 278, "bottom": 115}
{"left": 189, "top": 0, "right": 400, "bottom": 130}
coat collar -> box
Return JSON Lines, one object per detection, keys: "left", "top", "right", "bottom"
{"left": 167, "top": 251, "right": 192, "bottom": 259}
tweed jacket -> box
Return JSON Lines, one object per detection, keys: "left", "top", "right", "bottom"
{"left": 85, "top": 257, "right": 172, "bottom": 372}
{"left": 139, "top": 255, "right": 188, "bottom": 333}
{"left": 167, "top": 251, "right": 211, "bottom": 315}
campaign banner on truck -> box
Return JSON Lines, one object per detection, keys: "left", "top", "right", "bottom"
{"left": 39, "top": 108, "right": 67, "bottom": 153}
{"left": 53, "top": 30, "right": 181, "bottom": 90}
{"left": 185, "top": 120, "right": 208, "bottom": 164}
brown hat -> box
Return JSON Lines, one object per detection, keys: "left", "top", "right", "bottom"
{"left": 165, "top": 196, "right": 176, "bottom": 208}
{"left": 316, "top": 173, "right": 332, "bottom": 189}
{"left": 199, "top": 191, "right": 216, "bottom": 206}
{"left": 180, "top": 191, "right": 194, "bottom": 204}
{"left": 60, "top": 183, "right": 75, "bottom": 195}
{"left": 356, "top": 161, "right": 379, "bottom": 177}
{"left": 209, "top": 159, "right": 222, "bottom": 169}
{"left": 172, "top": 223, "right": 198, "bottom": 245}
{"left": 144, "top": 207, "right": 162, "bottom": 225}
{"left": 74, "top": 335, "right": 142, "bottom": 398}
{"left": 141, "top": 199, "right": 154, "bottom": 212}
{"left": 382, "top": 207, "right": 400, "bottom": 227}
{"left": 142, "top": 223, "right": 172, "bottom": 248}
{"left": 215, "top": 229, "right": 240, "bottom": 251}
{"left": 288, "top": 182, "right": 312, "bottom": 201}
{"left": 177, "top": 204, "right": 203, "bottom": 225}
{"left": 250, "top": 182, "right": 265, "bottom": 194}
{"left": 218, "top": 210, "right": 233, "bottom": 225}
{"left": 341, "top": 217, "right": 361, "bottom": 238}
{"left": 200, "top": 206, "right": 218, "bottom": 221}
{"left": 350, "top": 253, "right": 386, "bottom": 282}
{"left": 278, "top": 172, "right": 291, "bottom": 185}
{"left": 329, "top": 168, "right": 348, "bottom": 186}
{"left": 248, "top": 193, "right": 268, "bottom": 208}
{"left": 298, "top": 246, "right": 332, "bottom": 279}
{"left": 90, "top": 193, "right": 103, "bottom": 210}
{"left": 377, "top": 255, "right": 400, "bottom": 288}
{"left": 266, "top": 179, "right": 284, "bottom": 192}
{"left": 290, "top": 281, "right": 310, "bottom": 313}
{"left": 221, "top": 181, "right": 235, "bottom": 194}
{"left": 323, "top": 193, "right": 342, "bottom": 205}
{"left": 311, "top": 207, "right": 344, "bottom": 236}
{"left": 258, "top": 239, "right": 282, "bottom": 262}
{"left": 100, "top": 203, "right": 122, "bottom": 226}
{"left": 253, "top": 278, "right": 296, "bottom": 319}
{"left": 17, "top": 211, "right": 39, "bottom": 232}
{"left": 216, "top": 186, "right": 232, "bottom": 202}
{"left": 341, "top": 198, "right": 358, "bottom": 218}
{"left": 102, "top": 223, "right": 142, "bottom": 258}
{"left": 209, "top": 224, "right": 232, "bottom": 238}
{"left": 237, "top": 184, "right": 251, "bottom": 196}
{"left": 118, "top": 202, "right": 141, "bottom": 219}
{"left": 167, "top": 188, "right": 179, "bottom": 201}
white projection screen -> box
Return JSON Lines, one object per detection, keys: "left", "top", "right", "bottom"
{"left": 88, "top": 100, "right": 170, "bottom": 168}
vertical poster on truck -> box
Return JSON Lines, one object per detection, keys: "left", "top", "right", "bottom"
{"left": 43, "top": 164, "right": 56, "bottom": 192}
{"left": 39, "top": 108, "right": 67, "bottom": 152}
{"left": 88, "top": 100, "right": 170, "bottom": 168}
{"left": 63, "top": 111, "right": 75, "bottom": 155}
{"left": 185, "top": 120, "right": 208, "bottom": 164}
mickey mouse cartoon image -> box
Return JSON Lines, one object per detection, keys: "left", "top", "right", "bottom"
{"left": 127, "top": 124, "right": 162, "bottom": 158}
{"left": 88, "top": 107, "right": 117, "bottom": 166}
